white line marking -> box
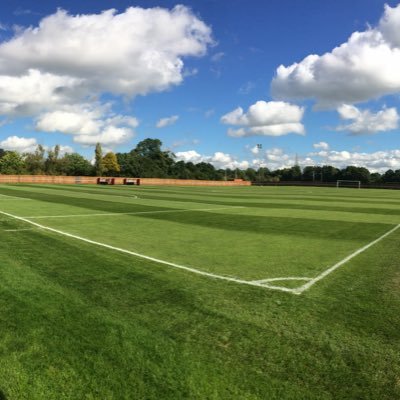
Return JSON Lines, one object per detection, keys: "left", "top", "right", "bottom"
{"left": 24, "top": 206, "right": 245, "bottom": 219}
{"left": 3, "top": 228, "right": 35, "bottom": 232}
{"left": 3, "top": 210, "right": 397, "bottom": 295}
{"left": 295, "top": 223, "right": 400, "bottom": 294}
{"left": 0, "top": 210, "right": 297, "bottom": 294}
{"left": 251, "top": 277, "right": 312, "bottom": 284}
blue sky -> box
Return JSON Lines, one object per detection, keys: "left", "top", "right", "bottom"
{"left": 0, "top": 0, "right": 400, "bottom": 172}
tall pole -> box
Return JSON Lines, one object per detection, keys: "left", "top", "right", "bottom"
{"left": 256, "top": 144, "right": 262, "bottom": 182}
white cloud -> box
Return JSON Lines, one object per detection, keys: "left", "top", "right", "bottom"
{"left": 175, "top": 150, "right": 203, "bottom": 163}
{"left": 251, "top": 147, "right": 313, "bottom": 170}
{"left": 310, "top": 148, "right": 400, "bottom": 173}
{"left": 238, "top": 81, "right": 255, "bottom": 95}
{"left": 221, "top": 100, "right": 305, "bottom": 137}
{"left": 73, "top": 126, "right": 133, "bottom": 146}
{"left": 336, "top": 104, "right": 399, "bottom": 134}
{"left": 156, "top": 115, "right": 179, "bottom": 128}
{"left": 313, "top": 141, "right": 330, "bottom": 150}
{"left": 175, "top": 150, "right": 249, "bottom": 169}
{"left": 0, "top": 135, "right": 38, "bottom": 153}
{"left": 211, "top": 52, "right": 225, "bottom": 62}
{"left": 271, "top": 4, "right": 400, "bottom": 107}
{"left": 172, "top": 145, "right": 400, "bottom": 173}
{"left": 58, "top": 145, "right": 74, "bottom": 155}
{"left": 35, "top": 103, "right": 138, "bottom": 146}
{"left": 0, "top": 69, "right": 83, "bottom": 116}
{"left": 0, "top": 6, "right": 212, "bottom": 129}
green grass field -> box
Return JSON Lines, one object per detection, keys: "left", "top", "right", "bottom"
{"left": 0, "top": 184, "right": 399, "bottom": 399}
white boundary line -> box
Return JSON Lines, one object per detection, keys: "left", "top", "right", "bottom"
{"left": 0, "top": 210, "right": 296, "bottom": 294}
{"left": 1, "top": 210, "right": 399, "bottom": 295}
{"left": 295, "top": 223, "right": 400, "bottom": 294}
{"left": 251, "top": 277, "right": 312, "bottom": 284}
{"left": 23, "top": 206, "right": 245, "bottom": 219}
{"left": 3, "top": 228, "right": 35, "bottom": 232}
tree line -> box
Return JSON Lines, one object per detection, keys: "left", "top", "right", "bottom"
{"left": 0, "top": 138, "right": 399, "bottom": 184}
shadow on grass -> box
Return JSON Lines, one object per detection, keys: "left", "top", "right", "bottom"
{"left": 0, "top": 390, "right": 7, "bottom": 400}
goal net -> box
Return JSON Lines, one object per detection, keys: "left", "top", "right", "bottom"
{"left": 336, "top": 180, "right": 361, "bottom": 188}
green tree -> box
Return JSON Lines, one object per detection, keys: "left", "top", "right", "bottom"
{"left": 244, "top": 168, "right": 257, "bottom": 182}
{"left": 0, "top": 151, "right": 25, "bottom": 174}
{"left": 170, "top": 160, "right": 193, "bottom": 179}
{"left": 131, "top": 138, "right": 175, "bottom": 178}
{"left": 24, "top": 145, "right": 45, "bottom": 174}
{"left": 94, "top": 143, "right": 104, "bottom": 176}
{"left": 340, "top": 166, "right": 370, "bottom": 183}
{"left": 45, "top": 145, "right": 61, "bottom": 175}
{"left": 59, "top": 153, "right": 93, "bottom": 176}
{"left": 255, "top": 167, "right": 271, "bottom": 182}
{"left": 370, "top": 172, "right": 382, "bottom": 183}
{"left": 103, "top": 152, "right": 121, "bottom": 176}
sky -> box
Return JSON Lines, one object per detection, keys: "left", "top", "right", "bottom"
{"left": 0, "top": 0, "right": 400, "bottom": 172}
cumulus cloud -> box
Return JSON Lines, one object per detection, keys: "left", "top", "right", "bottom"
{"left": 57, "top": 145, "right": 74, "bottom": 155}
{"left": 0, "top": 136, "right": 38, "bottom": 153}
{"left": 310, "top": 148, "right": 400, "bottom": 172}
{"left": 313, "top": 141, "right": 330, "bottom": 150}
{"left": 175, "top": 150, "right": 249, "bottom": 169}
{"left": 336, "top": 104, "right": 399, "bottom": 134}
{"left": 35, "top": 103, "right": 138, "bottom": 146}
{"left": 271, "top": 4, "right": 400, "bottom": 107}
{"left": 175, "top": 145, "right": 400, "bottom": 173}
{"left": 0, "top": 7, "right": 212, "bottom": 101}
{"left": 0, "top": 6, "right": 212, "bottom": 145}
{"left": 250, "top": 147, "right": 314, "bottom": 170}
{"left": 156, "top": 115, "right": 179, "bottom": 128}
{"left": 221, "top": 100, "right": 305, "bottom": 137}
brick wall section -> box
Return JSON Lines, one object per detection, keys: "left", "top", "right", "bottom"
{"left": 0, "top": 175, "right": 250, "bottom": 186}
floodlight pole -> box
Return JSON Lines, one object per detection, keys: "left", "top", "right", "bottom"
{"left": 256, "top": 144, "right": 262, "bottom": 182}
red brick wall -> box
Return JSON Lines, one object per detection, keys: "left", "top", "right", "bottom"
{"left": 0, "top": 175, "right": 250, "bottom": 186}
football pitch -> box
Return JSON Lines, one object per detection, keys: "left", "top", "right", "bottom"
{"left": 0, "top": 184, "right": 400, "bottom": 399}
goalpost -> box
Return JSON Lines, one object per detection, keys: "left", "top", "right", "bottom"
{"left": 336, "top": 180, "right": 361, "bottom": 188}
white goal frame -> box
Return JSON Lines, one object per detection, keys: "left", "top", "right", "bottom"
{"left": 336, "top": 180, "right": 361, "bottom": 188}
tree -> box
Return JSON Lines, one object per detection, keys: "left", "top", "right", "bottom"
{"left": 340, "top": 166, "right": 370, "bottom": 183}
{"left": 170, "top": 160, "right": 193, "bottom": 179}
{"left": 94, "top": 143, "right": 104, "bottom": 176}
{"left": 255, "top": 167, "right": 271, "bottom": 182}
{"left": 103, "top": 152, "right": 120, "bottom": 176}
{"left": 321, "top": 165, "right": 340, "bottom": 182}
{"left": 244, "top": 168, "right": 257, "bottom": 182}
{"left": 24, "top": 144, "right": 45, "bottom": 174}
{"left": 370, "top": 172, "right": 382, "bottom": 184}
{"left": 0, "top": 151, "right": 25, "bottom": 174}
{"left": 124, "top": 139, "right": 175, "bottom": 178}
{"left": 45, "top": 145, "right": 61, "bottom": 175}
{"left": 59, "top": 153, "right": 93, "bottom": 176}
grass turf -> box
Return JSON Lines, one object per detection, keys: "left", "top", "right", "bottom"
{"left": 0, "top": 184, "right": 399, "bottom": 399}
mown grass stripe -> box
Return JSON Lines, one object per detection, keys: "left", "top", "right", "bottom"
{"left": 24, "top": 206, "right": 245, "bottom": 219}
{"left": 0, "top": 209, "right": 298, "bottom": 294}
{"left": 296, "top": 223, "right": 400, "bottom": 294}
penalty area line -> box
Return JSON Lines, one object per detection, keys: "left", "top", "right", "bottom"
{"left": 0, "top": 209, "right": 297, "bottom": 294}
